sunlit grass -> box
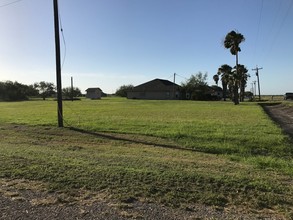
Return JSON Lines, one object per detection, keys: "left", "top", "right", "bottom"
{"left": 0, "top": 98, "right": 292, "bottom": 217}
{"left": 0, "top": 124, "right": 292, "bottom": 216}
{"left": 0, "top": 98, "right": 291, "bottom": 158}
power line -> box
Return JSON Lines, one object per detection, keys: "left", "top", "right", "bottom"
{"left": 58, "top": 10, "right": 67, "bottom": 70}
{"left": 266, "top": 0, "right": 293, "bottom": 55}
{"left": 176, "top": 74, "right": 188, "bottom": 80}
{"left": 253, "top": 0, "right": 263, "bottom": 65}
{"left": 257, "top": 0, "right": 282, "bottom": 64}
{"left": 260, "top": 0, "right": 293, "bottom": 64}
{"left": 0, "top": 0, "right": 23, "bottom": 8}
{"left": 166, "top": 74, "right": 173, "bottom": 80}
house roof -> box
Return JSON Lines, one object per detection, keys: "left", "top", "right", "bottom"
{"left": 86, "top": 88, "right": 102, "bottom": 92}
{"left": 209, "top": 86, "right": 223, "bottom": 92}
{"left": 132, "top": 78, "right": 181, "bottom": 92}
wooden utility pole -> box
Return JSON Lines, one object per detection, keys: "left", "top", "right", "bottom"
{"left": 53, "top": 0, "right": 63, "bottom": 127}
{"left": 173, "top": 73, "right": 176, "bottom": 99}
{"left": 71, "top": 76, "right": 74, "bottom": 101}
{"left": 252, "top": 66, "right": 263, "bottom": 101}
{"left": 253, "top": 81, "right": 257, "bottom": 99}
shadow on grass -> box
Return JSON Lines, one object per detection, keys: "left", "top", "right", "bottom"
{"left": 68, "top": 127, "right": 273, "bottom": 157}
{"left": 68, "top": 127, "right": 201, "bottom": 153}
{"left": 258, "top": 102, "right": 282, "bottom": 107}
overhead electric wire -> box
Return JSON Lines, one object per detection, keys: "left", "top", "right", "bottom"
{"left": 0, "top": 0, "right": 23, "bottom": 8}
{"left": 58, "top": 10, "right": 67, "bottom": 70}
{"left": 252, "top": 0, "right": 263, "bottom": 65}
{"left": 166, "top": 74, "right": 173, "bottom": 80}
{"left": 176, "top": 74, "right": 188, "bottom": 80}
{"left": 56, "top": 3, "right": 82, "bottom": 128}
{"left": 257, "top": 0, "right": 282, "bottom": 64}
{"left": 252, "top": 0, "right": 293, "bottom": 67}
{"left": 264, "top": 0, "right": 293, "bottom": 60}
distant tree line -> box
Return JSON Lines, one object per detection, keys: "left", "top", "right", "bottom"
{"left": 0, "top": 81, "right": 38, "bottom": 101}
{"left": 0, "top": 81, "right": 82, "bottom": 101}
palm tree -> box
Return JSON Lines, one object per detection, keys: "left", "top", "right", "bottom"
{"left": 237, "top": 64, "right": 249, "bottom": 102}
{"left": 217, "top": 64, "right": 232, "bottom": 101}
{"left": 224, "top": 30, "right": 245, "bottom": 105}
{"left": 213, "top": 74, "right": 219, "bottom": 86}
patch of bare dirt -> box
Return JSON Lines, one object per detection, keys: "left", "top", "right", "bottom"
{"left": 0, "top": 178, "right": 287, "bottom": 220}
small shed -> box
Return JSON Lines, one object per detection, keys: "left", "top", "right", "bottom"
{"left": 85, "top": 88, "right": 102, "bottom": 99}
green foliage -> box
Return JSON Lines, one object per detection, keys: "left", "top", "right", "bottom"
{"left": 34, "top": 81, "right": 56, "bottom": 100}
{"left": 115, "top": 84, "right": 134, "bottom": 97}
{"left": 223, "top": 30, "right": 246, "bottom": 105}
{"left": 224, "top": 30, "right": 245, "bottom": 55}
{"left": 217, "top": 64, "right": 232, "bottom": 101}
{"left": 213, "top": 74, "right": 219, "bottom": 85}
{"left": 62, "top": 86, "right": 82, "bottom": 98}
{"left": 235, "top": 64, "right": 249, "bottom": 102}
{"left": 181, "top": 72, "right": 210, "bottom": 100}
{"left": 0, "top": 81, "right": 38, "bottom": 101}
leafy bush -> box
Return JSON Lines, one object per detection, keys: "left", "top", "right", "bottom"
{"left": 115, "top": 84, "right": 134, "bottom": 97}
{"left": 0, "top": 81, "right": 38, "bottom": 101}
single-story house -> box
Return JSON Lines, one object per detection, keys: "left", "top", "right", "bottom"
{"left": 85, "top": 87, "right": 102, "bottom": 99}
{"left": 182, "top": 85, "right": 223, "bottom": 101}
{"left": 127, "top": 78, "right": 181, "bottom": 100}
{"left": 209, "top": 86, "right": 223, "bottom": 100}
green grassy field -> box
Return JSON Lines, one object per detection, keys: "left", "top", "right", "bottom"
{"left": 0, "top": 98, "right": 292, "bottom": 217}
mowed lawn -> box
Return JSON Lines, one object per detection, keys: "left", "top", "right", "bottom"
{"left": 0, "top": 98, "right": 292, "bottom": 217}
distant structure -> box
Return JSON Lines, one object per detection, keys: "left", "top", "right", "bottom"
{"left": 85, "top": 88, "right": 102, "bottom": 99}
{"left": 127, "top": 78, "right": 181, "bottom": 100}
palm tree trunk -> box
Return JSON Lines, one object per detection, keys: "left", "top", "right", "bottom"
{"left": 233, "top": 84, "right": 239, "bottom": 105}
{"left": 234, "top": 52, "right": 240, "bottom": 105}
{"left": 240, "top": 81, "right": 245, "bottom": 102}
{"left": 222, "top": 81, "right": 227, "bottom": 101}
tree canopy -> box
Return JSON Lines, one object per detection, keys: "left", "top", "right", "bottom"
{"left": 34, "top": 81, "right": 56, "bottom": 100}
{"left": 223, "top": 30, "right": 246, "bottom": 105}
{"left": 224, "top": 30, "right": 245, "bottom": 56}
{"left": 115, "top": 85, "right": 134, "bottom": 97}
{"left": 62, "top": 87, "right": 82, "bottom": 99}
{"left": 0, "top": 81, "right": 38, "bottom": 101}
{"left": 181, "top": 72, "right": 211, "bottom": 100}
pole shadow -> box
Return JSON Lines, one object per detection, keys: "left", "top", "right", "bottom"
{"left": 68, "top": 127, "right": 198, "bottom": 153}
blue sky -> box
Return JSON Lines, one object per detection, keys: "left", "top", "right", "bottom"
{"left": 0, "top": 0, "right": 292, "bottom": 94}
